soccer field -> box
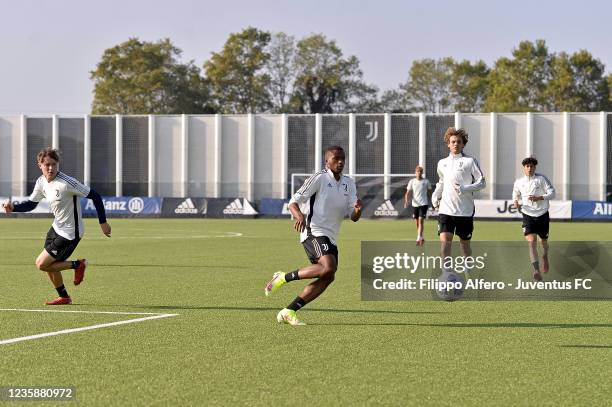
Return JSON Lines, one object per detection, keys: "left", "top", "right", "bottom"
{"left": 1, "top": 218, "right": 611, "bottom": 405}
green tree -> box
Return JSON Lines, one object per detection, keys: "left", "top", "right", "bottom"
{"left": 401, "top": 58, "right": 454, "bottom": 112}
{"left": 449, "top": 60, "right": 490, "bottom": 112}
{"left": 393, "top": 58, "right": 487, "bottom": 113}
{"left": 380, "top": 89, "right": 412, "bottom": 113}
{"left": 545, "top": 50, "right": 610, "bottom": 111}
{"left": 484, "top": 40, "right": 552, "bottom": 112}
{"left": 204, "top": 27, "right": 271, "bottom": 113}
{"left": 91, "top": 38, "right": 213, "bottom": 114}
{"left": 289, "top": 34, "right": 378, "bottom": 113}
{"left": 265, "top": 32, "right": 296, "bottom": 113}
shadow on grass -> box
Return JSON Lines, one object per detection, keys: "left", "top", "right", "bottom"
{"left": 75, "top": 304, "right": 445, "bottom": 315}
{"left": 1, "top": 263, "right": 248, "bottom": 269}
{"left": 558, "top": 345, "right": 612, "bottom": 349}
{"left": 308, "top": 322, "right": 612, "bottom": 328}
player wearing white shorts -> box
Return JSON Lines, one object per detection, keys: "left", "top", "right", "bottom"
{"left": 2, "top": 148, "right": 111, "bottom": 305}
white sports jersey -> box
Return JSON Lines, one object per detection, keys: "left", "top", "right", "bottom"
{"left": 512, "top": 173, "right": 555, "bottom": 217}
{"left": 432, "top": 153, "right": 486, "bottom": 217}
{"left": 29, "top": 172, "right": 90, "bottom": 240}
{"left": 406, "top": 178, "right": 431, "bottom": 207}
{"left": 289, "top": 169, "right": 358, "bottom": 245}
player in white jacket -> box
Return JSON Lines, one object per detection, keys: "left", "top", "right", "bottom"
{"left": 404, "top": 165, "right": 432, "bottom": 246}
{"left": 432, "top": 128, "right": 486, "bottom": 273}
{"left": 264, "top": 146, "right": 363, "bottom": 325}
{"left": 511, "top": 157, "right": 555, "bottom": 281}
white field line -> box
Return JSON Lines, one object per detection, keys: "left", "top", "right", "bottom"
{"left": 0, "top": 309, "right": 178, "bottom": 346}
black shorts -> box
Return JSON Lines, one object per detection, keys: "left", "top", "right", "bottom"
{"left": 412, "top": 205, "right": 429, "bottom": 219}
{"left": 437, "top": 214, "right": 474, "bottom": 240}
{"left": 44, "top": 227, "right": 81, "bottom": 261}
{"left": 522, "top": 212, "right": 550, "bottom": 239}
{"left": 302, "top": 235, "right": 338, "bottom": 264}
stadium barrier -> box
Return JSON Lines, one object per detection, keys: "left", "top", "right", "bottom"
{"left": 2, "top": 196, "right": 611, "bottom": 221}
{"left": 258, "top": 198, "right": 290, "bottom": 217}
{"left": 571, "top": 200, "right": 612, "bottom": 220}
{"left": 205, "top": 198, "right": 258, "bottom": 218}
{"left": 161, "top": 198, "right": 207, "bottom": 217}
{"left": 474, "top": 200, "right": 572, "bottom": 220}
{"left": 81, "top": 197, "right": 162, "bottom": 216}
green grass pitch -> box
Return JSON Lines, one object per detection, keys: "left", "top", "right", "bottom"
{"left": 0, "top": 218, "right": 610, "bottom": 405}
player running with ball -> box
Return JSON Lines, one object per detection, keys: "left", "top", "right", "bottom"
{"left": 432, "top": 128, "right": 486, "bottom": 278}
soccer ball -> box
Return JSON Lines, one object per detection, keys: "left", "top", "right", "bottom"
{"left": 436, "top": 269, "right": 465, "bottom": 301}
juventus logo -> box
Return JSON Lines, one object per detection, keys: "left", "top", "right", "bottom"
{"left": 365, "top": 121, "right": 378, "bottom": 142}
{"left": 322, "top": 243, "right": 329, "bottom": 251}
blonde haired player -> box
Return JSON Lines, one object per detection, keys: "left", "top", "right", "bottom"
{"left": 404, "top": 165, "right": 431, "bottom": 246}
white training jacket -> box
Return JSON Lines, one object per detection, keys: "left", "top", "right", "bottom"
{"left": 432, "top": 152, "right": 486, "bottom": 217}
{"left": 512, "top": 174, "right": 555, "bottom": 217}
{"left": 289, "top": 169, "right": 358, "bottom": 245}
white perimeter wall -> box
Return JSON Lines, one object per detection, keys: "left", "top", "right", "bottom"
{"left": 0, "top": 113, "right": 607, "bottom": 200}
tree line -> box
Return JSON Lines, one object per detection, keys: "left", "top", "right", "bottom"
{"left": 90, "top": 29, "right": 612, "bottom": 114}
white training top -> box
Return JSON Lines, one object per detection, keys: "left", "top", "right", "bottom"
{"left": 432, "top": 152, "right": 486, "bottom": 217}
{"left": 29, "top": 172, "right": 90, "bottom": 240}
{"left": 512, "top": 173, "right": 555, "bottom": 217}
{"left": 289, "top": 169, "right": 358, "bottom": 245}
{"left": 406, "top": 178, "right": 431, "bottom": 207}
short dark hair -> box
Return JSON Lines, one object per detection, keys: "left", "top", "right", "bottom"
{"left": 37, "top": 147, "right": 60, "bottom": 163}
{"left": 326, "top": 145, "right": 344, "bottom": 154}
{"left": 521, "top": 157, "right": 538, "bottom": 166}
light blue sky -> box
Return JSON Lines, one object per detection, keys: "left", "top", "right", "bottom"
{"left": 1, "top": 0, "right": 610, "bottom": 114}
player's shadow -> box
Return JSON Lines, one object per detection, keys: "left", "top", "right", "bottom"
{"left": 76, "top": 304, "right": 445, "bottom": 314}
{"left": 309, "top": 322, "right": 612, "bottom": 328}
{"left": 0, "top": 262, "right": 249, "bottom": 269}
{"left": 558, "top": 344, "right": 612, "bottom": 349}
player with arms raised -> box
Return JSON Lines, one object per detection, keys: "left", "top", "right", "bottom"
{"left": 264, "top": 146, "right": 362, "bottom": 325}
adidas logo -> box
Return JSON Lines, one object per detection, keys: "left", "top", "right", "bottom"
{"left": 175, "top": 198, "right": 198, "bottom": 214}
{"left": 223, "top": 198, "right": 258, "bottom": 215}
{"left": 223, "top": 198, "right": 244, "bottom": 214}
{"left": 374, "top": 200, "right": 399, "bottom": 217}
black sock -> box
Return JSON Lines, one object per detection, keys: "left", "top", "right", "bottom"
{"left": 532, "top": 261, "right": 540, "bottom": 272}
{"left": 284, "top": 270, "right": 300, "bottom": 282}
{"left": 71, "top": 260, "right": 81, "bottom": 269}
{"left": 287, "top": 296, "right": 306, "bottom": 311}
{"left": 56, "top": 285, "right": 69, "bottom": 298}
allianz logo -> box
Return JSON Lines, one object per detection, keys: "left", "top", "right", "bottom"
{"left": 594, "top": 202, "right": 612, "bottom": 215}
{"left": 374, "top": 200, "right": 398, "bottom": 217}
